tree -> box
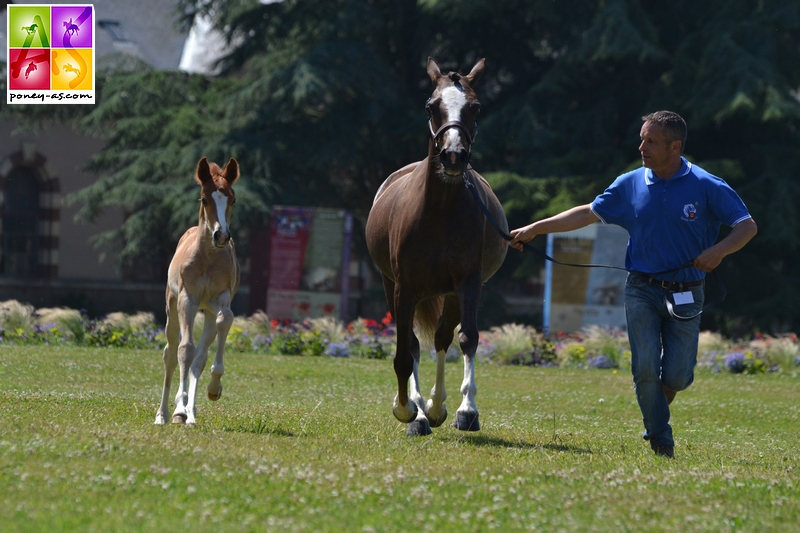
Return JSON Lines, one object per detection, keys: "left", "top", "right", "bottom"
{"left": 4, "top": 0, "right": 800, "bottom": 333}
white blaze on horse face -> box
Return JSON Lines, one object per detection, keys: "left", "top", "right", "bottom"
{"left": 211, "top": 191, "right": 229, "bottom": 235}
{"left": 441, "top": 86, "right": 467, "bottom": 147}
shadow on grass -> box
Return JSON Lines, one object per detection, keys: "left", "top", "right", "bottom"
{"left": 449, "top": 433, "right": 593, "bottom": 454}
{"left": 222, "top": 419, "right": 296, "bottom": 437}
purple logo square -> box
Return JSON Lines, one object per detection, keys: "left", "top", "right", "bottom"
{"left": 51, "top": 6, "right": 93, "bottom": 48}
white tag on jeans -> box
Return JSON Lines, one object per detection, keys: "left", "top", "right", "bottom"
{"left": 672, "top": 291, "right": 694, "bottom": 305}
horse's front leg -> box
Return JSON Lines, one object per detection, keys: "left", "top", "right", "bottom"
{"left": 207, "top": 292, "right": 233, "bottom": 402}
{"left": 185, "top": 309, "right": 217, "bottom": 425}
{"left": 405, "top": 332, "right": 433, "bottom": 436}
{"left": 454, "top": 275, "right": 482, "bottom": 431}
{"left": 390, "top": 282, "right": 420, "bottom": 426}
{"left": 427, "top": 295, "right": 460, "bottom": 428}
{"left": 172, "top": 292, "right": 199, "bottom": 424}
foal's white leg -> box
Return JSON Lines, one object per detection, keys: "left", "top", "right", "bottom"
{"left": 172, "top": 293, "right": 198, "bottom": 424}
{"left": 207, "top": 292, "right": 233, "bottom": 402}
{"left": 426, "top": 349, "right": 448, "bottom": 427}
{"left": 185, "top": 309, "right": 217, "bottom": 425}
{"left": 155, "top": 296, "right": 179, "bottom": 425}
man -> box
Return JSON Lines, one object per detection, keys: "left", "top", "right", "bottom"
{"left": 509, "top": 111, "right": 757, "bottom": 458}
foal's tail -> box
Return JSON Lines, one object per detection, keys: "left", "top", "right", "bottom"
{"left": 414, "top": 296, "right": 443, "bottom": 348}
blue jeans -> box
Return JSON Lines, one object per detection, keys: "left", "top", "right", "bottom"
{"left": 625, "top": 273, "right": 704, "bottom": 448}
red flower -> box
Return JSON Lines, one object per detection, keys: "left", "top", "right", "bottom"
{"left": 381, "top": 311, "right": 393, "bottom": 326}
{"left": 271, "top": 319, "right": 279, "bottom": 328}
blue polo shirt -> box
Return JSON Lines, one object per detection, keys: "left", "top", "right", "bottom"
{"left": 590, "top": 157, "right": 751, "bottom": 282}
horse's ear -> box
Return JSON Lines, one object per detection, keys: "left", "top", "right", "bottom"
{"left": 463, "top": 58, "right": 485, "bottom": 87}
{"left": 223, "top": 158, "right": 240, "bottom": 185}
{"left": 426, "top": 57, "right": 443, "bottom": 84}
{"left": 195, "top": 157, "right": 211, "bottom": 185}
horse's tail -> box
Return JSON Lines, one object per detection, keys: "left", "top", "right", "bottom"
{"left": 414, "top": 296, "right": 443, "bottom": 348}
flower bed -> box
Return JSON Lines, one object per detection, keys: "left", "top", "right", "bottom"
{"left": 1, "top": 300, "right": 798, "bottom": 375}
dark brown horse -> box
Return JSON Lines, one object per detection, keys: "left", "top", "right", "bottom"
{"left": 366, "top": 58, "right": 508, "bottom": 436}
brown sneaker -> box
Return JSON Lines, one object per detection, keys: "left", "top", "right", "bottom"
{"left": 663, "top": 386, "right": 677, "bottom": 405}
{"left": 653, "top": 445, "right": 674, "bottom": 458}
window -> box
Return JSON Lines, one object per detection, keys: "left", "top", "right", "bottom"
{"left": 2, "top": 167, "right": 39, "bottom": 277}
{"left": 98, "top": 20, "right": 128, "bottom": 42}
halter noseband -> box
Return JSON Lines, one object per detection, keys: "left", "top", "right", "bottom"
{"left": 426, "top": 98, "right": 479, "bottom": 150}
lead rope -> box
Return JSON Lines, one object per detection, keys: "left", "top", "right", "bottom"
{"left": 462, "top": 172, "right": 726, "bottom": 321}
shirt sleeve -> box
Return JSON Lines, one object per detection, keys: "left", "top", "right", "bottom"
{"left": 590, "top": 175, "right": 629, "bottom": 227}
{"left": 706, "top": 177, "right": 751, "bottom": 227}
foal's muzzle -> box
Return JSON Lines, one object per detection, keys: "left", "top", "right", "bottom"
{"left": 213, "top": 228, "right": 231, "bottom": 248}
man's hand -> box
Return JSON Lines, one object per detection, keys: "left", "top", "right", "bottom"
{"left": 693, "top": 218, "right": 757, "bottom": 272}
{"left": 508, "top": 224, "right": 537, "bottom": 251}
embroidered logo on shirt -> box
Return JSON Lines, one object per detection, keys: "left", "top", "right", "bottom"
{"left": 682, "top": 203, "right": 697, "bottom": 222}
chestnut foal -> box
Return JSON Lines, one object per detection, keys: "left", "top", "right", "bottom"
{"left": 155, "top": 157, "right": 241, "bottom": 425}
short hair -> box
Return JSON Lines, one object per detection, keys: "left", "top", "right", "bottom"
{"left": 642, "top": 110, "right": 687, "bottom": 153}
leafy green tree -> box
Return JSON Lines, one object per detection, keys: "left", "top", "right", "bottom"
{"left": 3, "top": 0, "right": 799, "bottom": 333}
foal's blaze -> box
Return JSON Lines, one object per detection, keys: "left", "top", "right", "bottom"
{"left": 425, "top": 57, "right": 483, "bottom": 180}
{"left": 366, "top": 58, "right": 508, "bottom": 437}
{"left": 155, "top": 157, "right": 241, "bottom": 426}
{"left": 196, "top": 157, "right": 238, "bottom": 248}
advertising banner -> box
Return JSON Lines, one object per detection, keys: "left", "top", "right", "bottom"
{"left": 266, "top": 206, "right": 352, "bottom": 321}
{"left": 546, "top": 224, "right": 629, "bottom": 333}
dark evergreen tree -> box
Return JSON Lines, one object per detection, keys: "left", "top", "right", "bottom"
{"left": 3, "top": 0, "right": 799, "bottom": 332}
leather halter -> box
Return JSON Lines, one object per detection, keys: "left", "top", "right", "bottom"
{"left": 425, "top": 97, "right": 478, "bottom": 150}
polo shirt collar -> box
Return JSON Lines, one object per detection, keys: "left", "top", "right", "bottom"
{"left": 644, "top": 157, "right": 692, "bottom": 184}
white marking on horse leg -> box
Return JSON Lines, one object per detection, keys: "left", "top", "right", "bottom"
{"left": 408, "top": 357, "right": 427, "bottom": 413}
{"left": 457, "top": 355, "right": 478, "bottom": 417}
{"left": 426, "top": 349, "right": 448, "bottom": 427}
{"left": 211, "top": 191, "right": 229, "bottom": 234}
{"left": 172, "top": 294, "right": 198, "bottom": 423}
{"left": 185, "top": 310, "right": 216, "bottom": 424}
{"left": 208, "top": 295, "right": 233, "bottom": 402}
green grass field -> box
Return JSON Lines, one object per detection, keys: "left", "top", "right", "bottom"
{"left": 1, "top": 345, "right": 798, "bottom": 532}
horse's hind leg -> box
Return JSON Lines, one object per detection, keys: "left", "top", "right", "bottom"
{"left": 155, "top": 293, "right": 179, "bottom": 425}
{"left": 454, "top": 274, "right": 482, "bottom": 431}
{"left": 207, "top": 292, "right": 233, "bottom": 402}
{"left": 427, "top": 296, "right": 460, "bottom": 428}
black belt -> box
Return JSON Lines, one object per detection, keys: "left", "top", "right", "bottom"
{"left": 638, "top": 274, "right": 704, "bottom": 292}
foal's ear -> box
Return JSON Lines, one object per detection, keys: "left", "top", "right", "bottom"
{"left": 426, "top": 57, "right": 443, "bottom": 84}
{"left": 463, "top": 58, "right": 485, "bottom": 87}
{"left": 223, "top": 158, "right": 240, "bottom": 185}
{"left": 195, "top": 157, "right": 211, "bottom": 185}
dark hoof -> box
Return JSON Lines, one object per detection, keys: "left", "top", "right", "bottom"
{"left": 171, "top": 413, "right": 187, "bottom": 425}
{"left": 428, "top": 413, "right": 447, "bottom": 428}
{"left": 453, "top": 411, "right": 480, "bottom": 431}
{"left": 406, "top": 418, "right": 432, "bottom": 436}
